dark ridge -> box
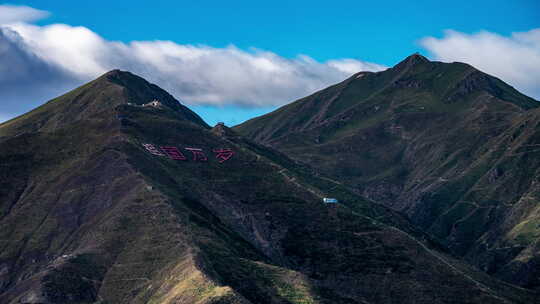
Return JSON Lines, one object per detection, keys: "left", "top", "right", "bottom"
{"left": 99, "top": 70, "right": 210, "bottom": 127}
{"left": 211, "top": 122, "right": 238, "bottom": 138}
{"left": 99, "top": 69, "right": 180, "bottom": 108}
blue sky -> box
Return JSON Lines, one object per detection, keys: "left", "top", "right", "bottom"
{"left": 10, "top": 0, "right": 539, "bottom": 64}
{"left": 1, "top": 1, "right": 539, "bottom": 125}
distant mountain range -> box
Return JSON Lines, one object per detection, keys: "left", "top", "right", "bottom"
{"left": 0, "top": 56, "right": 538, "bottom": 303}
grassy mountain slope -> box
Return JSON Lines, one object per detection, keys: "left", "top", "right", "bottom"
{"left": 234, "top": 54, "right": 540, "bottom": 289}
{"left": 0, "top": 70, "right": 536, "bottom": 303}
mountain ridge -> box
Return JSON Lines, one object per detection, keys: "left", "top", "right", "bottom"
{"left": 235, "top": 54, "right": 540, "bottom": 290}
{"left": 1, "top": 68, "right": 538, "bottom": 303}
{"left": 236, "top": 53, "right": 537, "bottom": 145}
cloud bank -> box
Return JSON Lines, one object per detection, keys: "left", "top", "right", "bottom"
{"left": 0, "top": 4, "right": 49, "bottom": 24}
{"left": 0, "top": 5, "right": 386, "bottom": 122}
{"left": 420, "top": 29, "right": 540, "bottom": 100}
{"left": 2, "top": 5, "right": 538, "bottom": 123}
{"left": 0, "top": 26, "right": 81, "bottom": 116}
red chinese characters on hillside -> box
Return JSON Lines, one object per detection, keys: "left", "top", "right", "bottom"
{"left": 213, "top": 149, "right": 234, "bottom": 163}
{"left": 185, "top": 148, "right": 208, "bottom": 161}
{"left": 160, "top": 146, "right": 187, "bottom": 160}
{"left": 142, "top": 143, "right": 234, "bottom": 163}
{"left": 142, "top": 143, "right": 165, "bottom": 156}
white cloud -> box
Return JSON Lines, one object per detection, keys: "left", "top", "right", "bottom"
{"left": 0, "top": 26, "right": 81, "bottom": 120}
{"left": 420, "top": 29, "right": 540, "bottom": 100}
{"left": 0, "top": 5, "right": 387, "bottom": 121}
{"left": 0, "top": 4, "right": 49, "bottom": 24}
{"left": 8, "top": 5, "right": 537, "bottom": 125}
{"left": 327, "top": 58, "right": 386, "bottom": 74}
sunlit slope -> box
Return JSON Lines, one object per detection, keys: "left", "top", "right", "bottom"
{"left": 235, "top": 54, "right": 540, "bottom": 289}
{"left": 0, "top": 70, "right": 536, "bottom": 303}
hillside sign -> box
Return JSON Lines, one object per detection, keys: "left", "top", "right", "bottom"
{"left": 142, "top": 143, "right": 234, "bottom": 163}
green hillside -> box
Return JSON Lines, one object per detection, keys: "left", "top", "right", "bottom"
{"left": 235, "top": 54, "right": 540, "bottom": 290}
{"left": 0, "top": 70, "right": 536, "bottom": 303}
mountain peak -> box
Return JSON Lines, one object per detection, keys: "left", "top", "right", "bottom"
{"left": 93, "top": 70, "right": 210, "bottom": 127}
{"left": 99, "top": 68, "right": 123, "bottom": 78}
{"left": 102, "top": 68, "right": 124, "bottom": 76}
{"left": 0, "top": 70, "right": 209, "bottom": 136}
{"left": 100, "top": 69, "right": 143, "bottom": 83}
{"left": 404, "top": 52, "right": 430, "bottom": 63}
{"left": 393, "top": 53, "right": 430, "bottom": 70}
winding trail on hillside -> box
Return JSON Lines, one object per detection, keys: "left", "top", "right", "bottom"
{"left": 387, "top": 226, "right": 521, "bottom": 303}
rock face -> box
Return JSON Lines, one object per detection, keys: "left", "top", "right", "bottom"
{"left": 235, "top": 54, "right": 540, "bottom": 290}
{"left": 1, "top": 69, "right": 537, "bottom": 303}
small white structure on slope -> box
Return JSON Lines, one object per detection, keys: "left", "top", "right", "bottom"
{"left": 323, "top": 198, "right": 339, "bottom": 204}
{"left": 143, "top": 99, "right": 163, "bottom": 108}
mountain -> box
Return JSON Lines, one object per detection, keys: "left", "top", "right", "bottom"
{"left": 1, "top": 70, "right": 537, "bottom": 303}
{"left": 0, "top": 69, "right": 208, "bottom": 138}
{"left": 235, "top": 54, "right": 540, "bottom": 290}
